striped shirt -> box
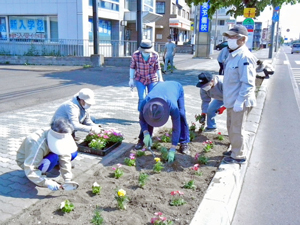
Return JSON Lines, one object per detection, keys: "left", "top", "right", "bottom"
{"left": 130, "top": 50, "right": 161, "bottom": 85}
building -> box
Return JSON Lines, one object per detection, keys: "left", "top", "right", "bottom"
{"left": 0, "top": 0, "right": 162, "bottom": 57}
{"left": 155, "top": 0, "right": 191, "bottom": 45}
{"left": 237, "top": 21, "right": 263, "bottom": 49}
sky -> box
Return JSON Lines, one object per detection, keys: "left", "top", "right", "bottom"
{"left": 237, "top": 3, "right": 300, "bottom": 41}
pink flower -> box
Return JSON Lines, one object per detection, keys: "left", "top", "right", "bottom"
{"left": 103, "top": 135, "right": 109, "bottom": 139}
{"left": 195, "top": 153, "right": 200, "bottom": 160}
{"left": 154, "top": 212, "right": 163, "bottom": 216}
{"left": 192, "top": 164, "right": 200, "bottom": 171}
{"left": 177, "top": 191, "right": 184, "bottom": 196}
{"left": 160, "top": 217, "right": 167, "bottom": 221}
{"left": 130, "top": 156, "right": 135, "bottom": 160}
{"left": 112, "top": 167, "right": 116, "bottom": 171}
{"left": 117, "top": 163, "right": 122, "bottom": 168}
{"left": 165, "top": 133, "right": 170, "bottom": 137}
{"left": 157, "top": 137, "right": 161, "bottom": 141}
{"left": 202, "top": 142, "right": 206, "bottom": 145}
{"left": 205, "top": 140, "right": 209, "bottom": 143}
{"left": 209, "top": 141, "right": 212, "bottom": 144}
{"left": 218, "top": 132, "right": 221, "bottom": 135}
{"left": 151, "top": 217, "right": 159, "bottom": 224}
{"left": 170, "top": 191, "right": 176, "bottom": 196}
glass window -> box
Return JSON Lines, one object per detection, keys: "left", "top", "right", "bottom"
{"left": 0, "top": 17, "right": 7, "bottom": 40}
{"left": 9, "top": 16, "right": 47, "bottom": 41}
{"left": 219, "top": 20, "right": 225, "bottom": 26}
{"left": 156, "top": 2, "right": 165, "bottom": 14}
{"left": 144, "top": 0, "right": 153, "bottom": 6}
{"left": 100, "top": 1, "right": 119, "bottom": 11}
{"left": 178, "top": 8, "right": 181, "bottom": 16}
{"left": 50, "top": 17, "right": 58, "bottom": 41}
{"left": 88, "top": 18, "right": 112, "bottom": 41}
{"left": 186, "top": 12, "right": 189, "bottom": 20}
{"left": 172, "top": 3, "right": 176, "bottom": 14}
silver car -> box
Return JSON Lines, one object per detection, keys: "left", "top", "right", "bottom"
{"left": 291, "top": 43, "right": 300, "bottom": 54}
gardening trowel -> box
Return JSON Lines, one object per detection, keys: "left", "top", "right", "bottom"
{"left": 148, "top": 146, "right": 156, "bottom": 158}
{"left": 60, "top": 181, "right": 79, "bottom": 191}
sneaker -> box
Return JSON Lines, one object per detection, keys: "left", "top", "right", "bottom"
{"left": 222, "top": 150, "right": 232, "bottom": 156}
{"left": 223, "top": 156, "right": 246, "bottom": 164}
{"left": 162, "top": 70, "right": 166, "bottom": 74}
{"left": 204, "top": 127, "right": 217, "bottom": 133}
{"left": 179, "top": 143, "right": 190, "bottom": 155}
{"left": 135, "top": 142, "right": 144, "bottom": 150}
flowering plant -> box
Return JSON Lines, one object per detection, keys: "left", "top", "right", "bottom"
{"left": 91, "top": 207, "right": 104, "bottom": 225}
{"left": 153, "top": 158, "right": 164, "bottom": 173}
{"left": 112, "top": 163, "right": 124, "bottom": 179}
{"left": 150, "top": 212, "right": 173, "bottom": 225}
{"left": 160, "top": 147, "right": 169, "bottom": 162}
{"left": 85, "top": 129, "right": 124, "bottom": 150}
{"left": 161, "top": 132, "right": 171, "bottom": 143}
{"left": 183, "top": 180, "right": 196, "bottom": 190}
{"left": 191, "top": 164, "right": 203, "bottom": 176}
{"left": 195, "top": 153, "right": 208, "bottom": 165}
{"left": 169, "top": 191, "right": 186, "bottom": 206}
{"left": 203, "top": 140, "right": 214, "bottom": 153}
{"left": 59, "top": 200, "right": 75, "bottom": 213}
{"left": 124, "top": 153, "right": 136, "bottom": 166}
{"left": 189, "top": 130, "right": 196, "bottom": 141}
{"left": 136, "top": 148, "right": 146, "bottom": 157}
{"left": 217, "top": 132, "right": 224, "bottom": 141}
{"left": 92, "top": 182, "right": 102, "bottom": 195}
{"left": 138, "top": 172, "right": 149, "bottom": 188}
{"left": 115, "top": 189, "right": 129, "bottom": 210}
{"left": 189, "top": 122, "right": 197, "bottom": 131}
{"left": 152, "top": 140, "right": 161, "bottom": 149}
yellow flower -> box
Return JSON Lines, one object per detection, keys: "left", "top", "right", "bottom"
{"left": 118, "top": 189, "right": 126, "bottom": 197}
{"left": 154, "top": 157, "right": 161, "bottom": 163}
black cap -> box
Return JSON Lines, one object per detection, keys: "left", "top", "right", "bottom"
{"left": 223, "top": 25, "right": 248, "bottom": 37}
{"left": 196, "top": 72, "right": 213, "bottom": 88}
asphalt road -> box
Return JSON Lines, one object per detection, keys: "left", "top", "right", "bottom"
{"left": 0, "top": 65, "right": 128, "bottom": 113}
{"left": 232, "top": 46, "right": 300, "bottom": 224}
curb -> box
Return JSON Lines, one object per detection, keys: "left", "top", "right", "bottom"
{"left": 190, "top": 56, "right": 274, "bottom": 225}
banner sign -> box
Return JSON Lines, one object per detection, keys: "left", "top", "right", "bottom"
{"left": 199, "top": 2, "right": 210, "bottom": 32}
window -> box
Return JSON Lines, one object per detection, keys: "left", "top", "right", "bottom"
{"left": 172, "top": 3, "right": 176, "bottom": 14}
{"left": 218, "top": 20, "right": 225, "bottom": 26}
{"left": 178, "top": 8, "right": 182, "bottom": 16}
{"left": 156, "top": 2, "right": 165, "bottom": 14}
{"left": 182, "top": 9, "right": 185, "bottom": 18}
{"left": 50, "top": 17, "right": 58, "bottom": 41}
{"left": 100, "top": 1, "right": 119, "bottom": 11}
{"left": 88, "top": 18, "right": 112, "bottom": 41}
{"left": 0, "top": 17, "right": 7, "bottom": 40}
{"left": 186, "top": 12, "right": 189, "bottom": 20}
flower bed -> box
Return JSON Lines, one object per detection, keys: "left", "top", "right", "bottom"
{"left": 5, "top": 125, "right": 230, "bottom": 225}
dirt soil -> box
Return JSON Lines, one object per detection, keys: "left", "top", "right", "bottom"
{"left": 4, "top": 129, "right": 229, "bottom": 225}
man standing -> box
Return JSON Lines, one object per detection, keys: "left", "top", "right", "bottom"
{"left": 196, "top": 72, "right": 226, "bottom": 132}
{"left": 217, "top": 46, "right": 229, "bottom": 75}
{"left": 137, "top": 81, "right": 190, "bottom": 162}
{"left": 163, "top": 35, "right": 176, "bottom": 73}
{"left": 129, "top": 39, "right": 164, "bottom": 112}
{"left": 222, "top": 25, "right": 257, "bottom": 164}
{"left": 52, "top": 88, "right": 101, "bottom": 137}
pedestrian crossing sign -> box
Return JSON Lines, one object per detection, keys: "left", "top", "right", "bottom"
{"left": 244, "top": 8, "right": 256, "bottom": 18}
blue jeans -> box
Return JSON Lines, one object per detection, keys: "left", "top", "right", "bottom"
{"left": 136, "top": 81, "right": 157, "bottom": 111}
{"left": 206, "top": 99, "right": 224, "bottom": 129}
{"left": 38, "top": 151, "right": 78, "bottom": 173}
{"left": 164, "top": 55, "right": 174, "bottom": 72}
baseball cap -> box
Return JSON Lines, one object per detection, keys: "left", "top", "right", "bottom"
{"left": 223, "top": 25, "right": 248, "bottom": 37}
{"left": 196, "top": 72, "right": 213, "bottom": 88}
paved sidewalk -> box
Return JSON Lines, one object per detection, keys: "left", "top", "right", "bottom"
{"left": 0, "top": 48, "right": 272, "bottom": 224}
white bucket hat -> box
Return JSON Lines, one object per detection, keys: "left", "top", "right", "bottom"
{"left": 78, "top": 88, "right": 95, "bottom": 105}
{"left": 47, "top": 129, "right": 77, "bottom": 155}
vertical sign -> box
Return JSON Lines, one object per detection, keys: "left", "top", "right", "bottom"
{"left": 199, "top": 2, "right": 209, "bottom": 33}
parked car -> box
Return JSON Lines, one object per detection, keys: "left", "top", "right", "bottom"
{"left": 215, "top": 41, "right": 228, "bottom": 50}
{"left": 291, "top": 43, "right": 300, "bottom": 54}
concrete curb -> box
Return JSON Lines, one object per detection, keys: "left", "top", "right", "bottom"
{"left": 190, "top": 59, "right": 273, "bottom": 224}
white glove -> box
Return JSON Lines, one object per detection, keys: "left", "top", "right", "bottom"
{"left": 233, "top": 100, "right": 244, "bottom": 112}
{"left": 157, "top": 70, "right": 164, "bottom": 82}
{"left": 90, "top": 125, "right": 101, "bottom": 134}
{"left": 129, "top": 78, "right": 135, "bottom": 88}
{"left": 45, "top": 179, "right": 60, "bottom": 191}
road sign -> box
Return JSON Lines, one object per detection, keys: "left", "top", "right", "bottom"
{"left": 244, "top": 8, "right": 256, "bottom": 18}
{"left": 226, "top": 19, "right": 236, "bottom": 24}
{"left": 272, "top": 11, "right": 279, "bottom": 22}
{"left": 242, "top": 18, "right": 255, "bottom": 26}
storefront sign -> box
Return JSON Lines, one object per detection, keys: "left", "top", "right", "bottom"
{"left": 199, "top": 2, "right": 209, "bottom": 32}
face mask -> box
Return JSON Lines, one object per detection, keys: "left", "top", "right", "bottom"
{"left": 83, "top": 103, "right": 91, "bottom": 110}
{"left": 141, "top": 52, "right": 150, "bottom": 58}
{"left": 202, "top": 84, "right": 211, "bottom": 91}
{"left": 227, "top": 39, "right": 239, "bottom": 50}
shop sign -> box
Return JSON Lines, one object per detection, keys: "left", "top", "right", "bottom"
{"left": 199, "top": 2, "right": 209, "bottom": 32}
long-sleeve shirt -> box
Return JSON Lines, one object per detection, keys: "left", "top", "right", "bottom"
{"left": 217, "top": 47, "right": 229, "bottom": 63}
{"left": 52, "top": 96, "right": 95, "bottom": 133}
{"left": 130, "top": 50, "right": 161, "bottom": 85}
{"left": 16, "top": 129, "right": 72, "bottom": 187}
{"left": 139, "top": 81, "right": 188, "bottom": 145}
{"left": 200, "top": 76, "right": 224, "bottom": 113}
{"left": 223, "top": 45, "right": 257, "bottom": 108}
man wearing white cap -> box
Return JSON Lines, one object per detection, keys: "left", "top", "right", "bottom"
{"left": 129, "top": 39, "right": 164, "bottom": 112}
{"left": 222, "top": 25, "right": 257, "bottom": 164}
{"left": 16, "top": 118, "right": 78, "bottom": 191}
{"left": 52, "top": 88, "right": 101, "bottom": 137}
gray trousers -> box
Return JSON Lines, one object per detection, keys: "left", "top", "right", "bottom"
{"left": 226, "top": 107, "right": 251, "bottom": 159}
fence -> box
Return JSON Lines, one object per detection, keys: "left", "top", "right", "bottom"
{"left": 0, "top": 39, "right": 167, "bottom": 58}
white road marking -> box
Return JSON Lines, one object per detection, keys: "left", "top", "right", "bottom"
{"left": 284, "top": 60, "right": 289, "bottom": 64}
{"left": 295, "top": 61, "right": 300, "bottom": 64}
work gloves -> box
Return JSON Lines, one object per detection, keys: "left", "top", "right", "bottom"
{"left": 168, "top": 148, "right": 176, "bottom": 163}
{"left": 143, "top": 131, "right": 152, "bottom": 148}
{"left": 199, "top": 113, "right": 206, "bottom": 123}
{"left": 233, "top": 100, "right": 244, "bottom": 112}
{"left": 216, "top": 106, "right": 226, "bottom": 115}
{"left": 90, "top": 125, "right": 101, "bottom": 134}
{"left": 129, "top": 78, "right": 135, "bottom": 88}
{"left": 46, "top": 179, "right": 60, "bottom": 191}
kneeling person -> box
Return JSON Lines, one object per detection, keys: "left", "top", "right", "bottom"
{"left": 16, "top": 118, "right": 78, "bottom": 191}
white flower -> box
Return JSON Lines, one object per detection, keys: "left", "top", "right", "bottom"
{"left": 60, "top": 201, "right": 66, "bottom": 209}
{"left": 92, "top": 182, "right": 100, "bottom": 187}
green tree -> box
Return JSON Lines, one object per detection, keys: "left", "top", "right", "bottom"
{"left": 185, "top": 0, "right": 300, "bottom": 18}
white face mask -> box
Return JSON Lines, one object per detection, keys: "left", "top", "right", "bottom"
{"left": 227, "top": 39, "right": 239, "bottom": 50}
{"left": 141, "top": 52, "right": 150, "bottom": 58}
{"left": 202, "top": 84, "right": 211, "bottom": 91}
{"left": 83, "top": 103, "right": 91, "bottom": 110}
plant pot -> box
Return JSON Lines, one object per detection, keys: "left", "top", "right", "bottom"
{"left": 77, "top": 141, "right": 122, "bottom": 156}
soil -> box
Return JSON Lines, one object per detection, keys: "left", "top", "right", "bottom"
{"left": 4, "top": 129, "right": 229, "bottom": 225}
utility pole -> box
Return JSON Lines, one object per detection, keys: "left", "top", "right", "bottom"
{"left": 92, "top": 0, "right": 99, "bottom": 55}
{"left": 214, "top": 10, "right": 218, "bottom": 48}
{"left": 275, "top": 10, "right": 280, "bottom": 52}
{"left": 268, "top": 10, "right": 276, "bottom": 58}
{"left": 137, "top": 0, "right": 143, "bottom": 47}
